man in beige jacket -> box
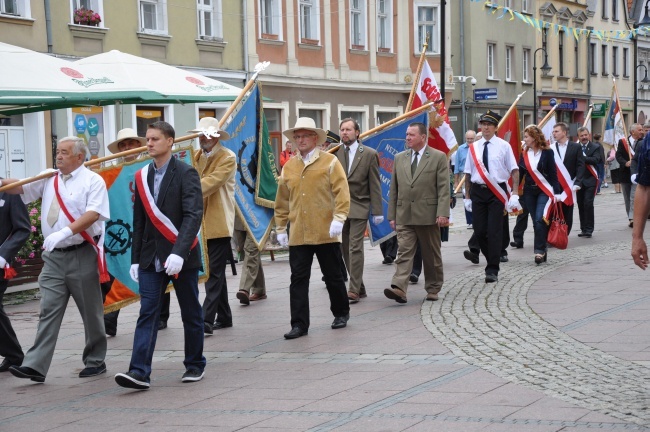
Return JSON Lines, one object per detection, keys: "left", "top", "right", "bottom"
{"left": 274, "top": 118, "right": 351, "bottom": 339}
{"left": 334, "top": 118, "right": 383, "bottom": 303}
{"left": 385, "top": 122, "right": 450, "bottom": 303}
{"left": 189, "top": 117, "right": 236, "bottom": 334}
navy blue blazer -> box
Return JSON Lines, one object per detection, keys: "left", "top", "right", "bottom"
{"left": 518, "top": 149, "right": 562, "bottom": 194}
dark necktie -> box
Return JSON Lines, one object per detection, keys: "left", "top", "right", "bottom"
{"left": 344, "top": 146, "right": 350, "bottom": 174}
{"left": 582, "top": 144, "right": 587, "bottom": 154}
{"left": 411, "top": 151, "right": 419, "bottom": 176}
{"left": 482, "top": 141, "right": 490, "bottom": 172}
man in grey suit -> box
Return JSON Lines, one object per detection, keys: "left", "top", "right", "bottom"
{"left": 385, "top": 122, "right": 450, "bottom": 303}
{"left": 0, "top": 182, "right": 30, "bottom": 372}
{"left": 334, "top": 118, "right": 383, "bottom": 303}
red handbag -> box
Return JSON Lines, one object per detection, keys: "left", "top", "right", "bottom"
{"left": 547, "top": 202, "right": 568, "bottom": 250}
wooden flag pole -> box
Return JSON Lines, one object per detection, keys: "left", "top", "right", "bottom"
{"left": 327, "top": 102, "right": 435, "bottom": 154}
{"left": 537, "top": 104, "right": 558, "bottom": 129}
{"left": 613, "top": 78, "right": 632, "bottom": 159}
{"left": 406, "top": 34, "right": 429, "bottom": 111}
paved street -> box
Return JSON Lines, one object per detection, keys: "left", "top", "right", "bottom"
{"left": 1, "top": 191, "right": 649, "bottom": 431}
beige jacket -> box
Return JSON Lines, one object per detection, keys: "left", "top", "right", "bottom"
{"left": 274, "top": 149, "right": 350, "bottom": 246}
{"left": 194, "top": 145, "right": 236, "bottom": 239}
{"left": 334, "top": 143, "right": 383, "bottom": 219}
{"left": 388, "top": 147, "right": 450, "bottom": 225}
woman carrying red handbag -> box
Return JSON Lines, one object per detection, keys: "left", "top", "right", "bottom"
{"left": 519, "top": 125, "right": 563, "bottom": 264}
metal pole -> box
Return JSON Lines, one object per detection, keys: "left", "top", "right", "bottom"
{"left": 634, "top": 35, "right": 639, "bottom": 122}
{"left": 460, "top": 0, "right": 466, "bottom": 134}
{"left": 440, "top": 0, "right": 446, "bottom": 98}
{"left": 533, "top": 63, "right": 538, "bottom": 123}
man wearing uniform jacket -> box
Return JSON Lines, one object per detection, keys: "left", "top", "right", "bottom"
{"left": 576, "top": 127, "right": 602, "bottom": 238}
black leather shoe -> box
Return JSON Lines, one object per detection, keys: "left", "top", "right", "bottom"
{"left": 79, "top": 363, "right": 106, "bottom": 378}
{"left": 9, "top": 365, "right": 45, "bottom": 382}
{"left": 158, "top": 321, "right": 167, "bottom": 330}
{"left": 203, "top": 322, "right": 213, "bottom": 335}
{"left": 382, "top": 256, "right": 394, "bottom": 264}
{"left": 213, "top": 321, "right": 233, "bottom": 330}
{"left": 0, "top": 358, "right": 20, "bottom": 372}
{"left": 105, "top": 327, "right": 117, "bottom": 337}
{"left": 331, "top": 314, "right": 349, "bottom": 329}
{"left": 582, "top": 233, "right": 592, "bottom": 238}
{"left": 577, "top": 232, "right": 587, "bottom": 237}
{"left": 485, "top": 274, "right": 498, "bottom": 283}
{"left": 409, "top": 274, "right": 419, "bottom": 283}
{"left": 284, "top": 326, "right": 308, "bottom": 339}
{"left": 510, "top": 241, "right": 523, "bottom": 248}
{"left": 500, "top": 255, "right": 509, "bottom": 263}
{"left": 463, "top": 250, "right": 479, "bottom": 264}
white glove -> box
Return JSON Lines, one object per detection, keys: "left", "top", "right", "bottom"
{"left": 631, "top": 174, "right": 637, "bottom": 185}
{"left": 508, "top": 195, "right": 521, "bottom": 211}
{"left": 0, "top": 256, "right": 6, "bottom": 268}
{"left": 329, "top": 220, "right": 344, "bottom": 238}
{"left": 372, "top": 215, "right": 384, "bottom": 225}
{"left": 572, "top": 185, "right": 581, "bottom": 191}
{"left": 164, "top": 253, "right": 184, "bottom": 276}
{"left": 39, "top": 168, "right": 58, "bottom": 176}
{"left": 129, "top": 264, "right": 140, "bottom": 282}
{"left": 463, "top": 198, "right": 472, "bottom": 212}
{"left": 43, "top": 227, "right": 73, "bottom": 251}
{"left": 277, "top": 233, "right": 289, "bottom": 247}
{"left": 554, "top": 194, "right": 563, "bottom": 203}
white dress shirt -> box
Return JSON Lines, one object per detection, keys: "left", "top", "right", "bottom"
{"left": 463, "top": 136, "right": 518, "bottom": 184}
{"left": 344, "top": 141, "right": 359, "bottom": 172}
{"left": 22, "top": 165, "right": 110, "bottom": 248}
{"left": 554, "top": 140, "right": 569, "bottom": 161}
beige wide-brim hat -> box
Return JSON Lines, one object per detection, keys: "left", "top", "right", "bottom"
{"left": 107, "top": 128, "right": 146, "bottom": 154}
{"left": 188, "top": 116, "right": 230, "bottom": 140}
{"left": 283, "top": 117, "right": 328, "bottom": 144}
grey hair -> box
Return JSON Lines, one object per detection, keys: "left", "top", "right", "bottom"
{"left": 59, "top": 136, "right": 89, "bottom": 157}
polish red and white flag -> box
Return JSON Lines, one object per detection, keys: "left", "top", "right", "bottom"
{"left": 411, "top": 60, "right": 458, "bottom": 155}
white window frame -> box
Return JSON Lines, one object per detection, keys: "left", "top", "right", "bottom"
{"left": 505, "top": 45, "right": 514, "bottom": 81}
{"left": 374, "top": 105, "right": 403, "bottom": 128}
{"left": 1, "top": 0, "right": 30, "bottom": 17}
{"left": 521, "top": 0, "right": 530, "bottom": 13}
{"left": 504, "top": 0, "right": 513, "bottom": 8}
{"left": 70, "top": 0, "right": 104, "bottom": 27}
{"left": 601, "top": 44, "right": 608, "bottom": 75}
{"left": 376, "top": 0, "right": 392, "bottom": 52}
{"left": 350, "top": 0, "right": 367, "bottom": 50}
{"left": 612, "top": 45, "right": 619, "bottom": 76}
{"left": 338, "top": 104, "right": 369, "bottom": 132}
{"left": 522, "top": 48, "right": 531, "bottom": 82}
{"left": 414, "top": 2, "right": 439, "bottom": 54}
{"left": 264, "top": 101, "right": 290, "bottom": 136}
{"left": 259, "top": 0, "right": 282, "bottom": 39}
{"left": 295, "top": 102, "right": 331, "bottom": 131}
{"left": 623, "top": 47, "right": 629, "bottom": 78}
{"left": 197, "top": 0, "right": 222, "bottom": 40}
{"left": 487, "top": 43, "right": 496, "bottom": 79}
{"left": 139, "top": 0, "right": 168, "bottom": 35}
{"left": 602, "top": 0, "right": 608, "bottom": 19}
{"left": 558, "top": 30, "right": 565, "bottom": 77}
{"left": 131, "top": 104, "right": 174, "bottom": 140}
{"left": 612, "top": 0, "right": 618, "bottom": 21}
{"left": 589, "top": 42, "right": 598, "bottom": 75}
{"left": 299, "top": 0, "right": 320, "bottom": 43}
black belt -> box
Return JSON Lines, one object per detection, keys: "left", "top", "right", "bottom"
{"left": 472, "top": 183, "right": 489, "bottom": 189}
{"left": 52, "top": 236, "right": 101, "bottom": 253}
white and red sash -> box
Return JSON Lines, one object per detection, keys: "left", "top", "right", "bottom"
{"left": 552, "top": 146, "right": 575, "bottom": 206}
{"left": 522, "top": 150, "right": 560, "bottom": 222}
{"left": 469, "top": 142, "right": 509, "bottom": 208}
{"left": 135, "top": 165, "right": 198, "bottom": 249}
{"left": 53, "top": 175, "right": 109, "bottom": 283}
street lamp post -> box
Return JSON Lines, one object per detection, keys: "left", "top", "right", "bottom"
{"left": 454, "top": 75, "right": 477, "bottom": 135}
{"left": 635, "top": 64, "right": 650, "bottom": 121}
{"left": 533, "top": 48, "right": 552, "bottom": 123}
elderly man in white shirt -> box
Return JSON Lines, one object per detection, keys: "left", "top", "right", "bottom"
{"left": 0, "top": 136, "right": 110, "bottom": 383}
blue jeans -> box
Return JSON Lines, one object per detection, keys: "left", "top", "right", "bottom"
{"left": 129, "top": 266, "right": 205, "bottom": 381}
{"left": 524, "top": 188, "right": 551, "bottom": 254}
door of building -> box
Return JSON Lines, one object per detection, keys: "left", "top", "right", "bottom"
{"left": 0, "top": 129, "right": 26, "bottom": 179}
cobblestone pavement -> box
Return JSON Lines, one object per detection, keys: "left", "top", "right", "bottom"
{"left": 422, "top": 240, "right": 650, "bottom": 427}
{"left": 0, "top": 192, "right": 648, "bottom": 431}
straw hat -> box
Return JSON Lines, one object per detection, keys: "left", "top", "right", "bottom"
{"left": 283, "top": 117, "right": 328, "bottom": 143}
{"left": 107, "top": 128, "right": 146, "bottom": 154}
{"left": 188, "top": 117, "right": 230, "bottom": 140}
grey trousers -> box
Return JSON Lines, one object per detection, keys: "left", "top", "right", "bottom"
{"left": 238, "top": 232, "right": 266, "bottom": 295}
{"left": 341, "top": 218, "right": 367, "bottom": 295}
{"left": 22, "top": 244, "right": 107, "bottom": 375}
{"left": 622, "top": 183, "right": 637, "bottom": 220}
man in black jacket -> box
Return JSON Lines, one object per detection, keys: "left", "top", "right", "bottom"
{"left": 551, "top": 123, "right": 585, "bottom": 234}
{"left": 617, "top": 123, "right": 645, "bottom": 227}
{"left": 0, "top": 183, "right": 30, "bottom": 372}
{"left": 576, "top": 127, "right": 602, "bottom": 237}
{"left": 115, "top": 121, "right": 205, "bottom": 390}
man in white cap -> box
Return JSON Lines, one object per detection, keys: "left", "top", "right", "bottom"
{"left": 104, "top": 129, "right": 171, "bottom": 335}
{"left": 274, "top": 117, "right": 351, "bottom": 339}
{"left": 188, "top": 117, "right": 237, "bottom": 335}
